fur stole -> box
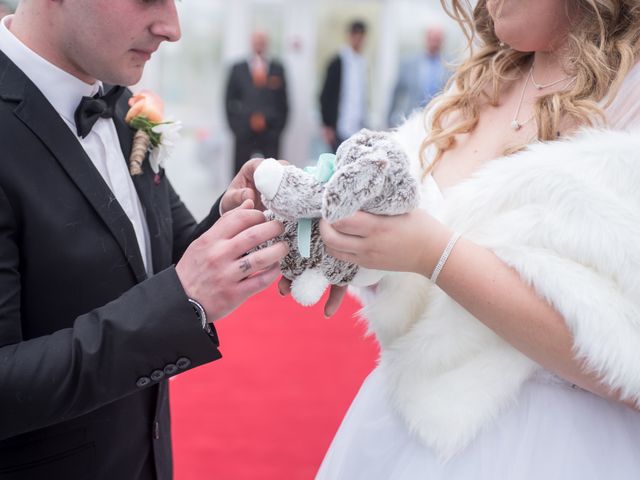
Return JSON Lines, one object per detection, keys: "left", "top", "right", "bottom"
{"left": 356, "top": 114, "right": 640, "bottom": 460}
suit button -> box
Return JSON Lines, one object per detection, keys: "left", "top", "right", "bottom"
{"left": 150, "top": 369, "right": 165, "bottom": 382}
{"left": 136, "top": 376, "right": 151, "bottom": 388}
{"left": 164, "top": 364, "right": 178, "bottom": 375}
{"left": 176, "top": 357, "right": 191, "bottom": 370}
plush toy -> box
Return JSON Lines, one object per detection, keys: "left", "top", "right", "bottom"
{"left": 253, "top": 129, "right": 420, "bottom": 306}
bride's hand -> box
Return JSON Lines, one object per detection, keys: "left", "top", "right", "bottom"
{"left": 320, "top": 209, "right": 448, "bottom": 276}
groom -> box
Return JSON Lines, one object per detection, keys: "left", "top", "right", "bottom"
{"left": 0, "top": 1, "right": 289, "bottom": 478}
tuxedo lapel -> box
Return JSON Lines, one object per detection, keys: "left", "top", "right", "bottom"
{"left": 0, "top": 54, "right": 147, "bottom": 283}
{"left": 112, "top": 95, "right": 170, "bottom": 275}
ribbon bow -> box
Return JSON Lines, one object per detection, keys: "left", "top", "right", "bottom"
{"left": 297, "top": 153, "right": 336, "bottom": 258}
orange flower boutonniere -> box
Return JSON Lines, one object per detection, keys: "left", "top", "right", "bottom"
{"left": 125, "top": 90, "right": 181, "bottom": 176}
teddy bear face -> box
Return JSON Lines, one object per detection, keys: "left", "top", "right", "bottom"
{"left": 322, "top": 129, "right": 420, "bottom": 222}
{"left": 254, "top": 159, "right": 325, "bottom": 221}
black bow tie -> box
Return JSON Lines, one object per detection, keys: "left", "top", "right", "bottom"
{"left": 74, "top": 85, "right": 125, "bottom": 138}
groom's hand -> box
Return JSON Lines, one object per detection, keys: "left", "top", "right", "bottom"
{"left": 176, "top": 199, "right": 289, "bottom": 322}
{"left": 220, "top": 158, "right": 290, "bottom": 215}
{"left": 220, "top": 158, "right": 265, "bottom": 214}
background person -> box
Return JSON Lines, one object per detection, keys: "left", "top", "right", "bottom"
{"left": 225, "top": 30, "right": 289, "bottom": 174}
{"left": 319, "top": 20, "right": 368, "bottom": 152}
{"left": 388, "top": 26, "right": 449, "bottom": 127}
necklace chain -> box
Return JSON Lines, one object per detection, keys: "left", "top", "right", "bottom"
{"left": 530, "top": 62, "right": 573, "bottom": 90}
{"left": 511, "top": 64, "right": 576, "bottom": 131}
{"left": 511, "top": 67, "right": 534, "bottom": 131}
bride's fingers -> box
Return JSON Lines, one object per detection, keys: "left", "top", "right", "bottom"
{"left": 320, "top": 220, "right": 362, "bottom": 255}
{"left": 328, "top": 211, "right": 377, "bottom": 236}
{"left": 278, "top": 276, "right": 292, "bottom": 296}
{"left": 324, "top": 284, "right": 348, "bottom": 318}
{"left": 325, "top": 246, "right": 358, "bottom": 264}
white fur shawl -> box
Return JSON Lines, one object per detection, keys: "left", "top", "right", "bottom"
{"left": 356, "top": 114, "right": 640, "bottom": 460}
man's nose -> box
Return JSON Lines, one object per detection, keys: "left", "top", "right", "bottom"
{"left": 151, "top": 0, "right": 182, "bottom": 42}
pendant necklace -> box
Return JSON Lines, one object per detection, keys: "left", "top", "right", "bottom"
{"left": 530, "top": 62, "right": 573, "bottom": 90}
{"left": 511, "top": 67, "right": 534, "bottom": 131}
{"left": 511, "top": 64, "right": 576, "bottom": 131}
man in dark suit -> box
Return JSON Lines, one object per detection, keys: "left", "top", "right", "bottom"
{"left": 0, "top": 1, "right": 288, "bottom": 479}
{"left": 319, "top": 20, "right": 368, "bottom": 152}
{"left": 225, "top": 30, "right": 289, "bottom": 175}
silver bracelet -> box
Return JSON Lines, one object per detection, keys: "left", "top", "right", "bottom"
{"left": 430, "top": 232, "right": 461, "bottom": 283}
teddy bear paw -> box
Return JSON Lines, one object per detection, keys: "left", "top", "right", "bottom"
{"left": 291, "top": 268, "right": 329, "bottom": 306}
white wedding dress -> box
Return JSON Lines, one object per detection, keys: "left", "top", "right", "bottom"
{"left": 316, "top": 174, "right": 640, "bottom": 480}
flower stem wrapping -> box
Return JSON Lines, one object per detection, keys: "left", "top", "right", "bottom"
{"left": 130, "top": 129, "right": 151, "bottom": 176}
{"left": 126, "top": 90, "right": 178, "bottom": 176}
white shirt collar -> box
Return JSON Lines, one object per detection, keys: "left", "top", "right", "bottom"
{"left": 0, "top": 15, "right": 102, "bottom": 127}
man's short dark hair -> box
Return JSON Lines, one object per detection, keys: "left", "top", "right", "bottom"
{"left": 349, "top": 20, "right": 367, "bottom": 35}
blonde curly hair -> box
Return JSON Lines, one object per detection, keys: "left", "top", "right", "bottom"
{"left": 421, "top": 0, "right": 640, "bottom": 172}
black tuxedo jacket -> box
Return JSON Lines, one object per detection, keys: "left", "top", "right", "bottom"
{"left": 319, "top": 55, "right": 342, "bottom": 131}
{"left": 224, "top": 59, "right": 288, "bottom": 141}
{"left": 0, "top": 51, "right": 223, "bottom": 479}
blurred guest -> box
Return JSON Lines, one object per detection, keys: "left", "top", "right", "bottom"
{"left": 225, "top": 30, "right": 289, "bottom": 174}
{"left": 320, "top": 20, "right": 368, "bottom": 152}
{"left": 0, "top": 1, "right": 12, "bottom": 18}
{"left": 388, "top": 26, "right": 449, "bottom": 127}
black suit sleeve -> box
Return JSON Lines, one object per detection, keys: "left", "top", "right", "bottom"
{"left": 320, "top": 56, "right": 341, "bottom": 129}
{"left": 0, "top": 184, "right": 221, "bottom": 441}
{"left": 225, "top": 64, "right": 249, "bottom": 138}
{"left": 168, "top": 180, "right": 222, "bottom": 262}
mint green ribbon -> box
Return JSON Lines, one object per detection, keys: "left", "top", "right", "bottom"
{"left": 297, "top": 153, "right": 336, "bottom": 258}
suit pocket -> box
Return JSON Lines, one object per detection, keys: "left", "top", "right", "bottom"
{"left": 0, "top": 442, "right": 96, "bottom": 480}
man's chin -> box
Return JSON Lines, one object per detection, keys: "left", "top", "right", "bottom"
{"left": 100, "top": 67, "right": 144, "bottom": 87}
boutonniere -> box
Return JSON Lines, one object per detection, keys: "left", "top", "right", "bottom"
{"left": 125, "top": 90, "right": 182, "bottom": 178}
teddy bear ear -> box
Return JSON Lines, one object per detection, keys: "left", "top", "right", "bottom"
{"left": 336, "top": 129, "right": 390, "bottom": 157}
{"left": 322, "top": 158, "right": 388, "bottom": 223}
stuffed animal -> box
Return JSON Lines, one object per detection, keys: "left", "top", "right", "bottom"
{"left": 253, "top": 129, "right": 420, "bottom": 306}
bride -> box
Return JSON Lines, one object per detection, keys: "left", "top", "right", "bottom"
{"left": 315, "top": 0, "right": 640, "bottom": 478}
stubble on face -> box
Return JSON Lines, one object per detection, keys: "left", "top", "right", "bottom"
{"left": 57, "top": 0, "right": 174, "bottom": 86}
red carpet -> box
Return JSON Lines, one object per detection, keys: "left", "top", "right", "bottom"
{"left": 170, "top": 284, "right": 378, "bottom": 480}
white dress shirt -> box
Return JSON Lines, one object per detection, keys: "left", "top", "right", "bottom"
{"left": 337, "top": 45, "right": 367, "bottom": 140}
{"left": 0, "top": 16, "right": 152, "bottom": 273}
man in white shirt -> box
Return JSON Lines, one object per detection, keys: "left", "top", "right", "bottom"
{"left": 320, "top": 20, "right": 368, "bottom": 152}
{"left": 0, "top": 1, "right": 289, "bottom": 478}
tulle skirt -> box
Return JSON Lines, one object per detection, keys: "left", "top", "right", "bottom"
{"left": 317, "top": 368, "right": 640, "bottom": 479}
